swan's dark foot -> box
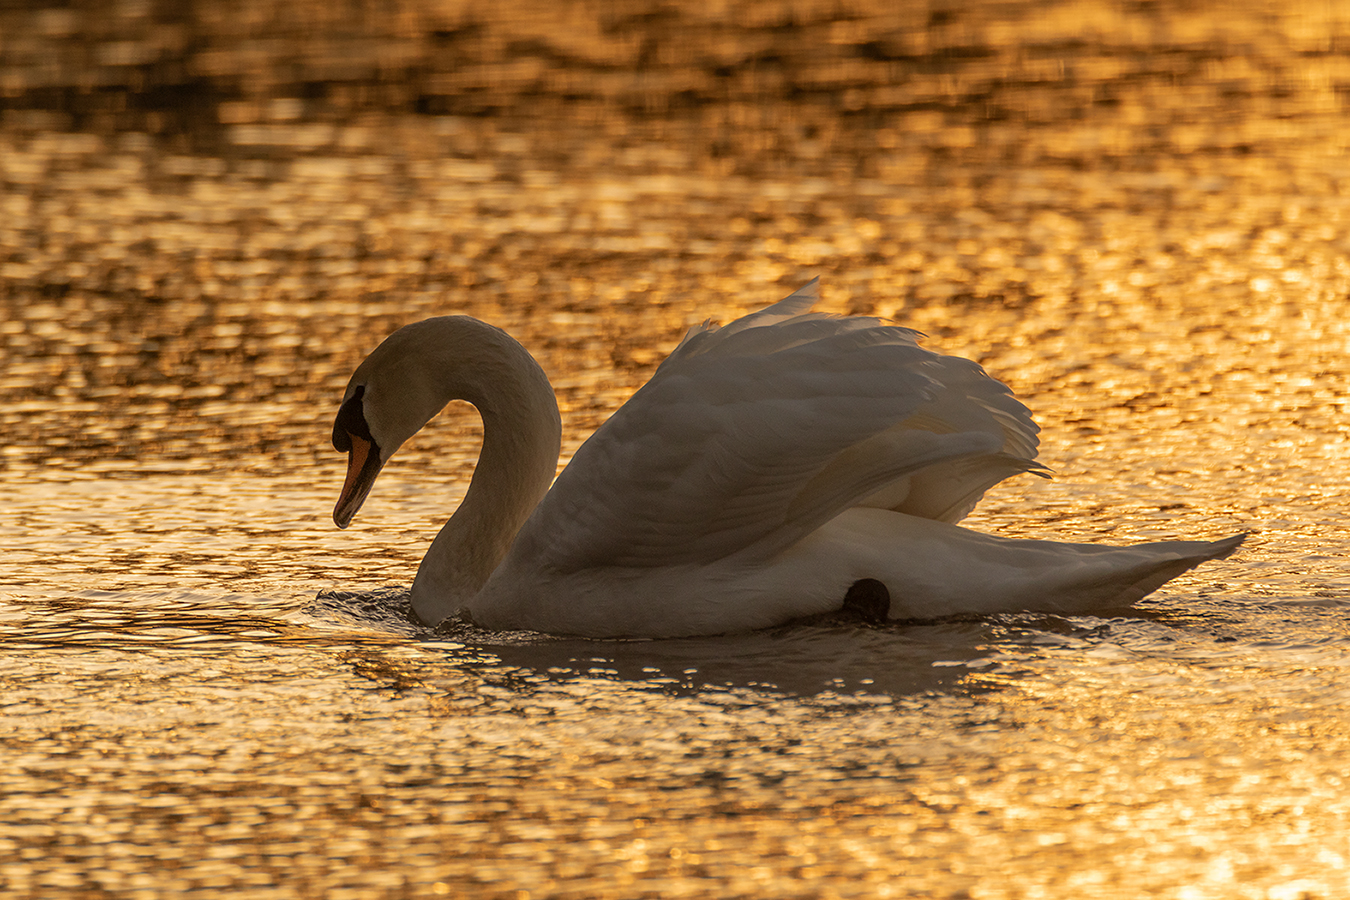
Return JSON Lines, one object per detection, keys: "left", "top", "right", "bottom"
{"left": 841, "top": 578, "right": 890, "bottom": 625}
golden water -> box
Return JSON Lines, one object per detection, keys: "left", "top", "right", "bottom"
{"left": 4, "top": 1, "right": 1350, "bottom": 896}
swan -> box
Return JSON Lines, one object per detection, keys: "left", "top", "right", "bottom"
{"left": 330, "top": 279, "right": 1243, "bottom": 638}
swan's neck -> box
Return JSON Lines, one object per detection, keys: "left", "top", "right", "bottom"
{"left": 405, "top": 321, "right": 562, "bottom": 624}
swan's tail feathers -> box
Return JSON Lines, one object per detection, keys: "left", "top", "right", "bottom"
{"left": 1202, "top": 532, "right": 1246, "bottom": 560}
{"left": 1091, "top": 532, "right": 1247, "bottom": 609}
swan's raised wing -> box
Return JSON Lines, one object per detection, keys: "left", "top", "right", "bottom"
{"left": 517, "top": 280, "right": 1040, "bottom": 571}
{"left": 875, "top": 351, "right": 1045, "bottom": 523}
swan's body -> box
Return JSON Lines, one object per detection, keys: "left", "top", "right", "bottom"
{"left": 331, "top": 280, "right": 1242, "bottom": 638}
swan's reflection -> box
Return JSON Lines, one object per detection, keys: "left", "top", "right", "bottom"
{"left": 460, "top": 621, "right": 1007, "bottom": 697}
{"left": 312, "top": 586, "right": 1107, "bottom": 697}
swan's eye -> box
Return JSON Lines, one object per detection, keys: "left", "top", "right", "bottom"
{"left": 333, "top": 385, "right": 372, "bottom": 451}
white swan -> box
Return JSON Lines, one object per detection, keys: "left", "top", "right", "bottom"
{"left": 331, "top": 279, "right": 1242, "bottom": 638}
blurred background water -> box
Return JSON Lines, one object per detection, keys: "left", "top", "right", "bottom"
{"left": 3, "top": 1, "right": 1350, "bottom": 897}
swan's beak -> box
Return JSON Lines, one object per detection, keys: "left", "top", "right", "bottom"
{"left": 334, "top": 432, "right": 384, "bottom": 528}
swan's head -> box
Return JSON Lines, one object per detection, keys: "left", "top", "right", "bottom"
{"left": 331, "top": 319, "right": 470, "bottom": 528}
{"left": 332, "top": 383, "right": 384, "bottom": 528}
{"left": 331, "top": 315, "right": 559, "bottom": 530}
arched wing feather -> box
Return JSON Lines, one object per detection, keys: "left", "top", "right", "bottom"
{"left": 885, "top": 353, "right": 1046, "bottom": 522}
{"left": 520, "top": 282, "right": 1041, "bottom": 571}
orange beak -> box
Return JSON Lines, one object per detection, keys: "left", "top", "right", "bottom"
{"left": 334, "top": 432, "right": 383, "bottom": 528}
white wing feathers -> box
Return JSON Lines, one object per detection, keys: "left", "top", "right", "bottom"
{"left": 675, "top": 277, "right": 825, "bottom": 354}
{"left": 524, "top": 282, "right": 1041, "bottom": 572}
{"left": 877, "top": 352, "right": 1047, "bottom": 523}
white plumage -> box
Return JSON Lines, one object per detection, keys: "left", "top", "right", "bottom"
{"left": 331, "top": 279, "right": 1242, "bottom": 638}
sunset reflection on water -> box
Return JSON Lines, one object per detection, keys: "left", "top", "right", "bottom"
{"left": 3, "top": 1, "right": 1350, "bottom": 897}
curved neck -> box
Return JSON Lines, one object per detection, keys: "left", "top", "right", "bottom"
{"left": 405, "top": 320, "right": 562, "bottom": 624}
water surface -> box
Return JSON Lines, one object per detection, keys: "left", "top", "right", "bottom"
{"left": 4, "top": 1, "right": 1350, "bottom": 897}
